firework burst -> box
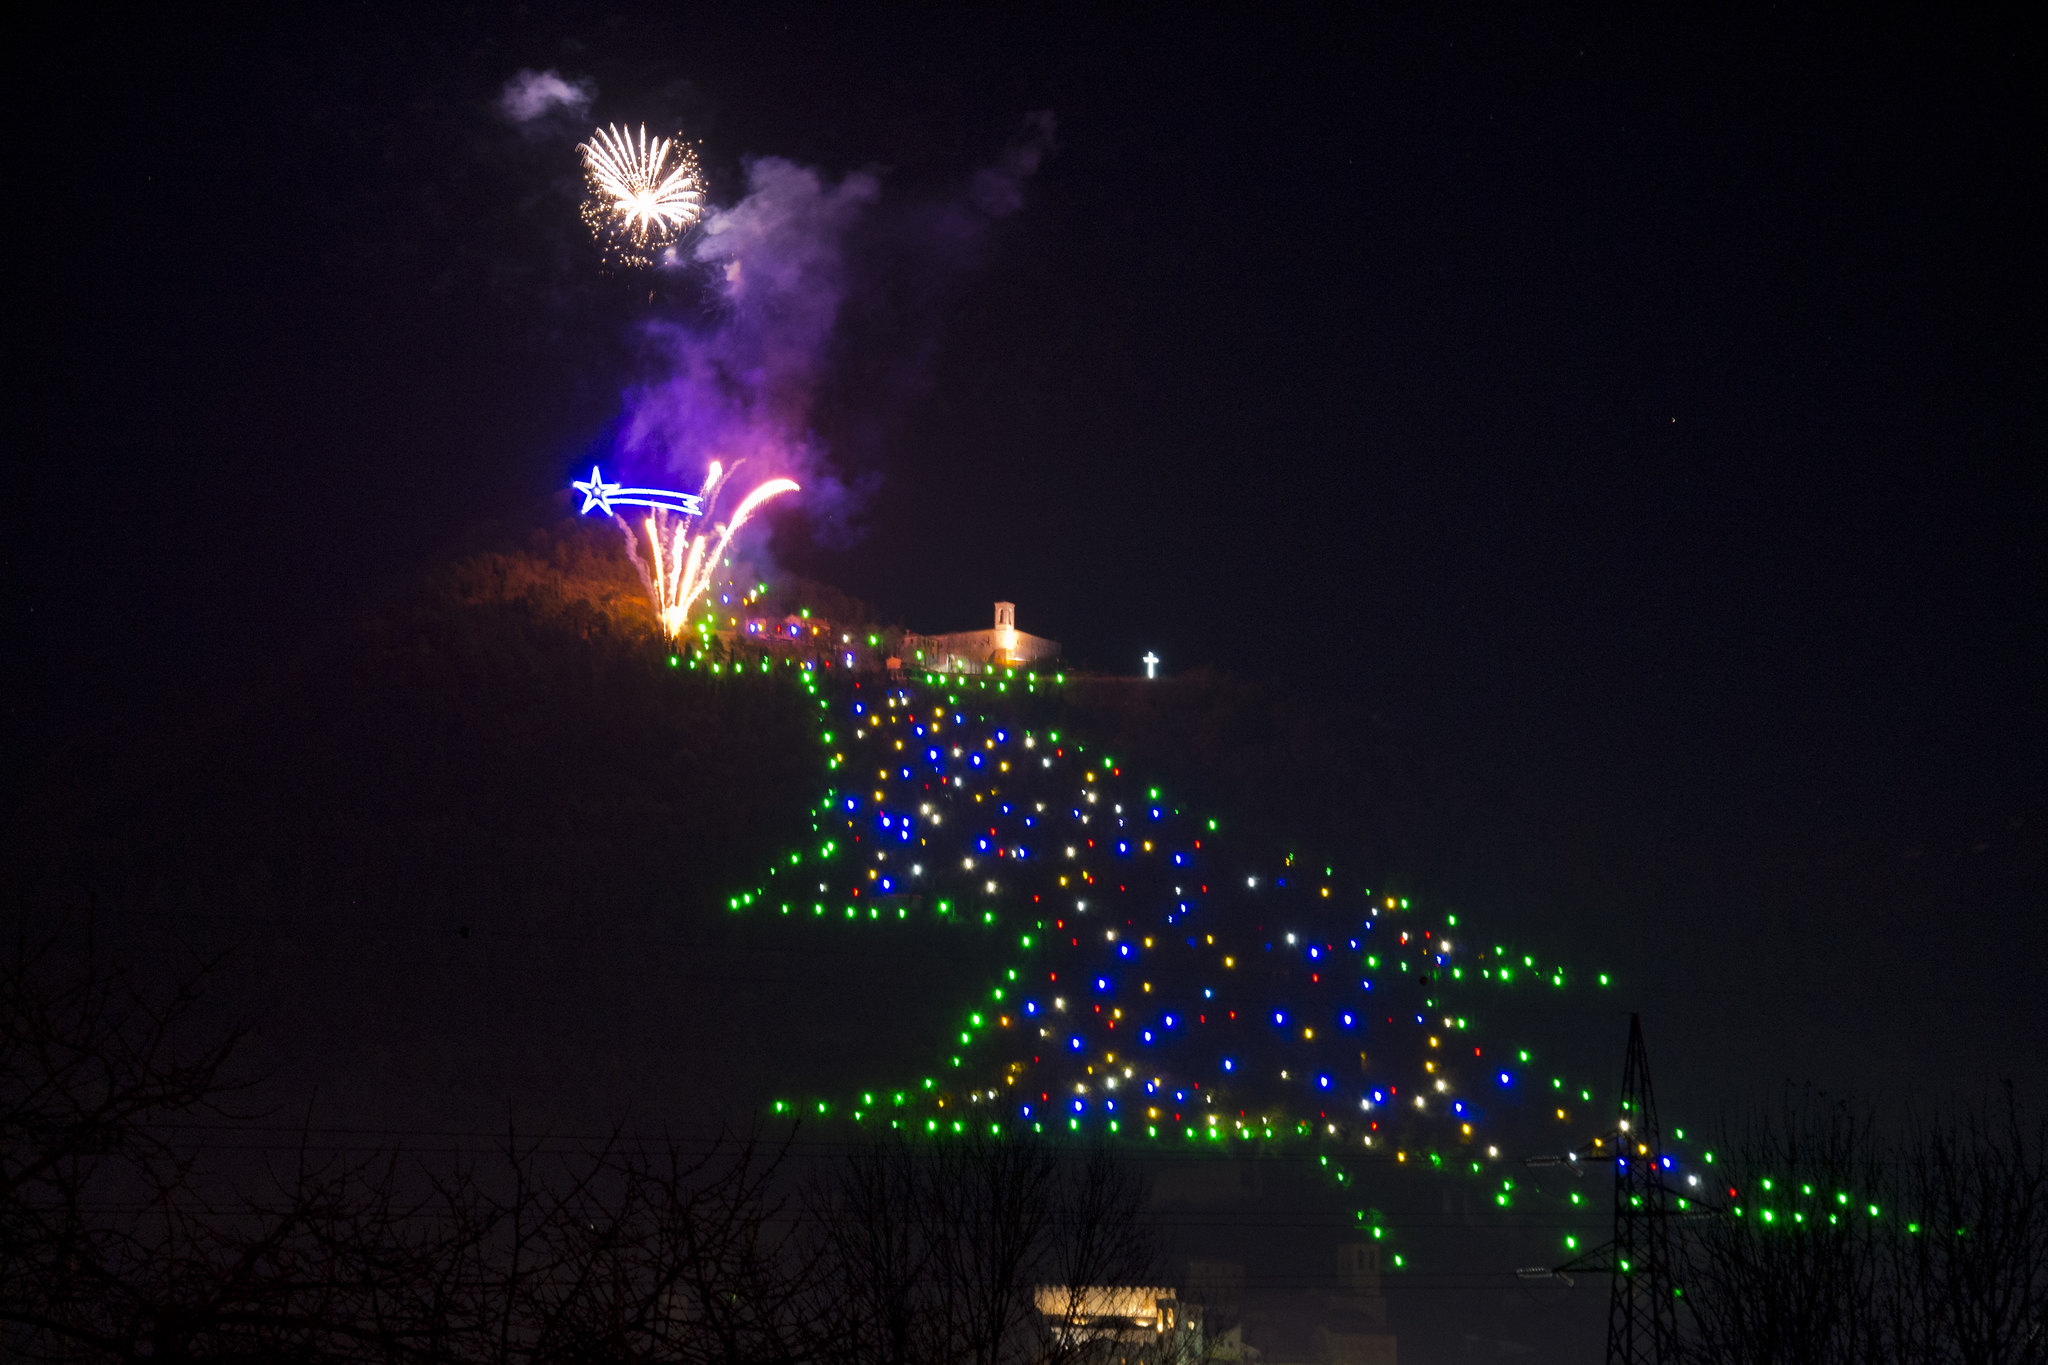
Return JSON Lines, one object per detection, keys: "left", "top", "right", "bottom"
{"left": 577, "top": 123, "right": 703, "bottom": 265}
{"left": 576, "top": 462, "right": 798, "bottom": 639}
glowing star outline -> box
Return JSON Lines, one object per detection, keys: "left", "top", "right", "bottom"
{"left": 572, "top": 465, "right": 622, "bottom": 514}
{"left": 570, "top": 465, "right": 704, "bottom": 518}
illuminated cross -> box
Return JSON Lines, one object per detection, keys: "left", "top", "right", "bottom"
{"left": 1142, "top": 651, "right": 1160, "bottom": 679}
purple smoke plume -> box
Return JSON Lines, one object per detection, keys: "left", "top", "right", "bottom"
{"left": 615, "top": 158, "right": 879, "bottom": 525}
{"left": 609, "top": 113, "right": 1057, "bottom": 541}
{"left": 498, "top": 69, "right": 593, "bottom": 126}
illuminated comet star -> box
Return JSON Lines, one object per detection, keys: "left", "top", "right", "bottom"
{"left": 571, "top": 463, "right": 799, "bottom": 639}
{"left": 572, "top": 465, "right": 703, "bottom": 517}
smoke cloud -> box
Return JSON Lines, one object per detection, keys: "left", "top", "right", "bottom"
{"left": 610, "top": 113, "right": 1058, "bottom": 545}
{"left": 499, "top": 69, "right": 594, "bottom": 125}
{"left": 615, "top": 158, "right": 880, "bottom": 529}
{"left": 970, "top": 109, "right": 1057, "bottom": 219}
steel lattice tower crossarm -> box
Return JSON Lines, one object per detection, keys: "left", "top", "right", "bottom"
{"left": 1515, "top": 1013, "right": 1687, "bottom": 1364}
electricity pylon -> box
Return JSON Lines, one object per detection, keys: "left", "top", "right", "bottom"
{"left": 1516, "top": 1013, "right": 1685, "bottom": 1365}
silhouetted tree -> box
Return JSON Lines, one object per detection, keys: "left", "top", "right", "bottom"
{"left": 3, "top": 922, "right": 1174, "bottom": 1363}
{"left": 1678, "top": 1091, "right": 2048, "bottom": 1364}
{"left": 808, "top": 1131, "right": 1167, "bottom": 1365}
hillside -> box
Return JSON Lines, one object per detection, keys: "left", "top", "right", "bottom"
{"left": 5, "top": 522, "right": 962, "bottom": 1135}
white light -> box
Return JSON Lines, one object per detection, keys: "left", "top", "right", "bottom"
{"left": 1143, "top": 651, "right": 1160, "bottom": 678}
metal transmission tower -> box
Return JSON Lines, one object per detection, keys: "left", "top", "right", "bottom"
{"left": 1606, "top": 1013, "right": 1682, "bottom": 1364}
{"left": 1516, "top": 1013, "right": 1685, "bottom": 1365}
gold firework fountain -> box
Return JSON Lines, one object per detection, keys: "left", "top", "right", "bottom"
{"left": 572, "top": 463, "right": 799, "bottom": 641}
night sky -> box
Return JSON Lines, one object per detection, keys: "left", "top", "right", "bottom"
{"left": 10, "top": 0, "right": 2044, "bottom": 1284}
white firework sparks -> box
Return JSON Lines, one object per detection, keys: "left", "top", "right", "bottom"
{"left": 615, "top": 462, "right": 799, "bottom": 640}
{"left": 578, "top": 124, "right": 702, "bottom": 258}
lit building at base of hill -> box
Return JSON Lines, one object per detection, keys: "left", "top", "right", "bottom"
{"left": 1034, "top": 1285, "right": 1202, "bottom": 1364}
{"left": 904, "top": 601, "right": 1061, "bottom": 674}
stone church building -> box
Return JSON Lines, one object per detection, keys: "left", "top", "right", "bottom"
{"left": 903, "top": 602, "right": 1061, "bottom": 674}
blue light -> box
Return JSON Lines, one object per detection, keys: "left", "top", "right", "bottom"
{"left": 1070, "top": 1037, "right": 1082, "bottom": 1050}
{"left": 1499, "top": 1071, "right": 1512, "bottom": 1086}
{"left": 570, "top": 464, "right": 705, "bottom": 518}
{"left": 1073, "top": 1100, "right": 1083, "bottom": 1113}
{"left": 1342, "top": 1013, "right": 1354, "bottom": 1026}
{"left": 1143, "top": 1031, "right": 1153, "bottom": 1042}
{"left": 1318, "top": 1075, "right": 1331, "bottom": 1088}
{"left": 1223, "top": 1059, "right": 1235, "bottom": 1071}
{"left": 1118, "top": 944, "right": 1131, "bottom": 957}
{"left": 1273, "top": 1011, "right": 1285, "bottom": 1026}
{"left": 1164, "top": 1015, "right": 1175, "bottom": 1026}
{"left": 1095, "top": 978, "right": 1109, "bottom": 991}
{"left": 1025, "top": 1002, "right": 1037, "bottom": 1014}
